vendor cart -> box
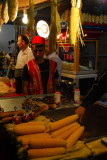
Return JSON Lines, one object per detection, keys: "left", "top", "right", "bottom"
{"left": 0, "top": 94, "right": 107, "bottom": 160}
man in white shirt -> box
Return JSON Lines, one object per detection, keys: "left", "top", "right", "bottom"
{"left": 15, "top": 35, "right": 34, "bottom": 93}
{"left": 44, "top": 50, "right": 62, "bottom": 86}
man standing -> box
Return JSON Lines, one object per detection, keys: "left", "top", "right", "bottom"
{"left": 22, "top": 36, "right": 58, "bottom": 95}
{"left": 15, "top": 35, "right": 34, "bottom": 94}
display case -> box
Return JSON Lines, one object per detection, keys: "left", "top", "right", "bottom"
{"left": 58, "top": 39, "right": 98, "bottom": 95}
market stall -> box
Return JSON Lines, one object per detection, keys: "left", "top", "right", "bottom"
{"left": 0, "top": 0, "right": 107, "bottom": 159}
{"left": 0, "top": 94, "right": 107, "bottom": 160}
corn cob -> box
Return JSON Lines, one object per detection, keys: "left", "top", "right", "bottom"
{"left": 0, "top": 2, "right": 4, "bottom": 28}
{"left": 29, "top": 138, "right": 66, "bottom": 148}
{"left": 51, "top": 122, "right": 78, "bottom": 138}
{"left": 28, "top": 147, "right": 66, "bottom": 158}
{"left": 8, "top": 0, "right": 18, "bottom": 21}
{"left": 27, "top": 0, "right": 34, "bottom": 32}
{"left": 66, "top": 126, "right": 84, "bottom": 149}
{"left": 49, "top": 0, "right": 61, "bottom": 50}
{"left": 56, "top": 9, "right": 61, "bottom": 35}
{"left": 69, "top": 0, "right": 87, "bottom": 46}
{"left": 49, "top": 114, "right": 79, "bottom": 131}
{"left": 1, "top": 0, "right": 9, "bottom": 23}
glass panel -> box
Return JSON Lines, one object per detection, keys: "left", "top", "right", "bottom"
{"left": 58, "top": 43, "right": 74, "bottom": 71}
{"left": 79, "top": 41, "right": 96, "bottom": 71}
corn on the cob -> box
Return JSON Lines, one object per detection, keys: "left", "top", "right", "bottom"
{"left": 51, "top": 122, "right": 78, "bottom": 137}
{"left": 8, "top": 0, "right": 18, "bottom": 21}
{"left": 0, "top": 2, "right": 4, "bottom": 28}
{"left": 29, "top": 138, "right": 66, "bottom": 148}
{"left": 56, "top": 122, "right": 80, "bottom": 139}
{"left": 1, "top": 0, "right": 9, "bottom": 23}
{"left": 27, "top": 0, "right": 34, "bottom": 32}
{"left": 28, "top": 147, "right": 66, "bottom": 158}
{"left": 49, "top": 0, "right": 57, "bottom": 52}
{"left": 66, "top": 126, "right": 84, "bottom": 149}
{"left": 56, "top": 10, "right": 61, "bottom": 35}
{"left": 70, "top": 0, "right": 87, "bottom": 46}
{"left": 17, "top": 133, "right": 52, "bottom": 146}
{"left": 49, "top": 114, "right": 79, "bottom": 131}
{"left": 14, "top": 125, "right": 46, "bottom": 135}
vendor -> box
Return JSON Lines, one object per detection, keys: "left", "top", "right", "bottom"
{"left": 75, "top": 68, "right": 107, "bottom": 122}
{"left": 22, "top": 36, "right": 59, "bottom": 95}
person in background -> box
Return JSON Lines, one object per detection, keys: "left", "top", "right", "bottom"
{"left": 75, "top": 68, "right": 107, "bottom": 122}
{"left": 44, "top": 49, "right": 62, "bottom": 86}
{"left": 22, "top": 36, "right": 58, "bottom": 95}
{"left": 15, "top": 35, "right": 34, "bottom": 94}
{"left": 10, "top": 40, "right": 15, "bottom": 56}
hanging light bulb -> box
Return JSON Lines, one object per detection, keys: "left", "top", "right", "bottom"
{"left": 22, "top": 9, "right": 28, "bottom": 24}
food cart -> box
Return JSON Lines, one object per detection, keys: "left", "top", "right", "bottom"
{"left": 0, "top": 94, "right": 107, "bottom": 160}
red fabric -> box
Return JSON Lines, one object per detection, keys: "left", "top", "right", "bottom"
{"left": 32, "top": 36, "right": 45, "bottom": 45}
{"left": 47, "top": 60, "right": 58, "bottom": 93}
{"left": 28, "top": 59, "right": 43, "bottom": 95}
{"left": 27, "top": 59, "right": 57, "bottom": 95}
{"left": 1, "top": 93, "right": 23, "bottom": 98}
{"left": 5, "top": 83, "right": 10, "bottom": 87}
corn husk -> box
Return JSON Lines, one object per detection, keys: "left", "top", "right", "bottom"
{"left": 95, "top": 15, "right": 99, "bottom": 24}
{"left": 99, "top": 14, "right": 103, "bottom": 24}
{"left": 69, "top": 0, "right": 87, "bottom": 46}
{"left": 103, "top": 15, "right": 107, "bottom": 24}
{"left": 0, "top": 2, "right": 4, "bottom": 28}
{"left": 81, "top": 12, "right": 85, "bottom": 23}
{"left": 65, "top": 9, "right": 69, "bottom": 22}
{"left": 88, "top": 14, "right": 91, "bottom": 23}
{"left": 56, "top": 9, "right": 61, "bottom": 35}
{"left": 1, "top": 0, "right": 9, "bottom": 23}
{"left": 91, "top": 15, "right": 95, "bottom": 23}
{"left": 8, "top": 0, "right": 18, "bottom": 21}
{"left": 85, "top": 13, "right": 89, "bottom": 22}
{"left": 27, "top": 0, "right": 34, "bottom": 32}
{"left": 49, "top": 0, "right": 57, "bottom": 52}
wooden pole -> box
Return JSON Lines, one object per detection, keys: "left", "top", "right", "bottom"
{"left": 95, "top": 40, "right": 98, "bottom": 71}
{"left": 74, "top": 41, "right": 79, "bottom": 72}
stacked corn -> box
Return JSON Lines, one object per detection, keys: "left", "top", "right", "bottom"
{"left": 13, "top": 114, "right": 84, "bottom": 159}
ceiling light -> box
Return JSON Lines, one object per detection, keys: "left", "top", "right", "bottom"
{"left": 22, "top": 9, "right": 28, "bottom": 24}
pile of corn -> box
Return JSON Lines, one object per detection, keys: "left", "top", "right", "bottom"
{"left": 12, "top": 114, "right": 85, "bottom": 159}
